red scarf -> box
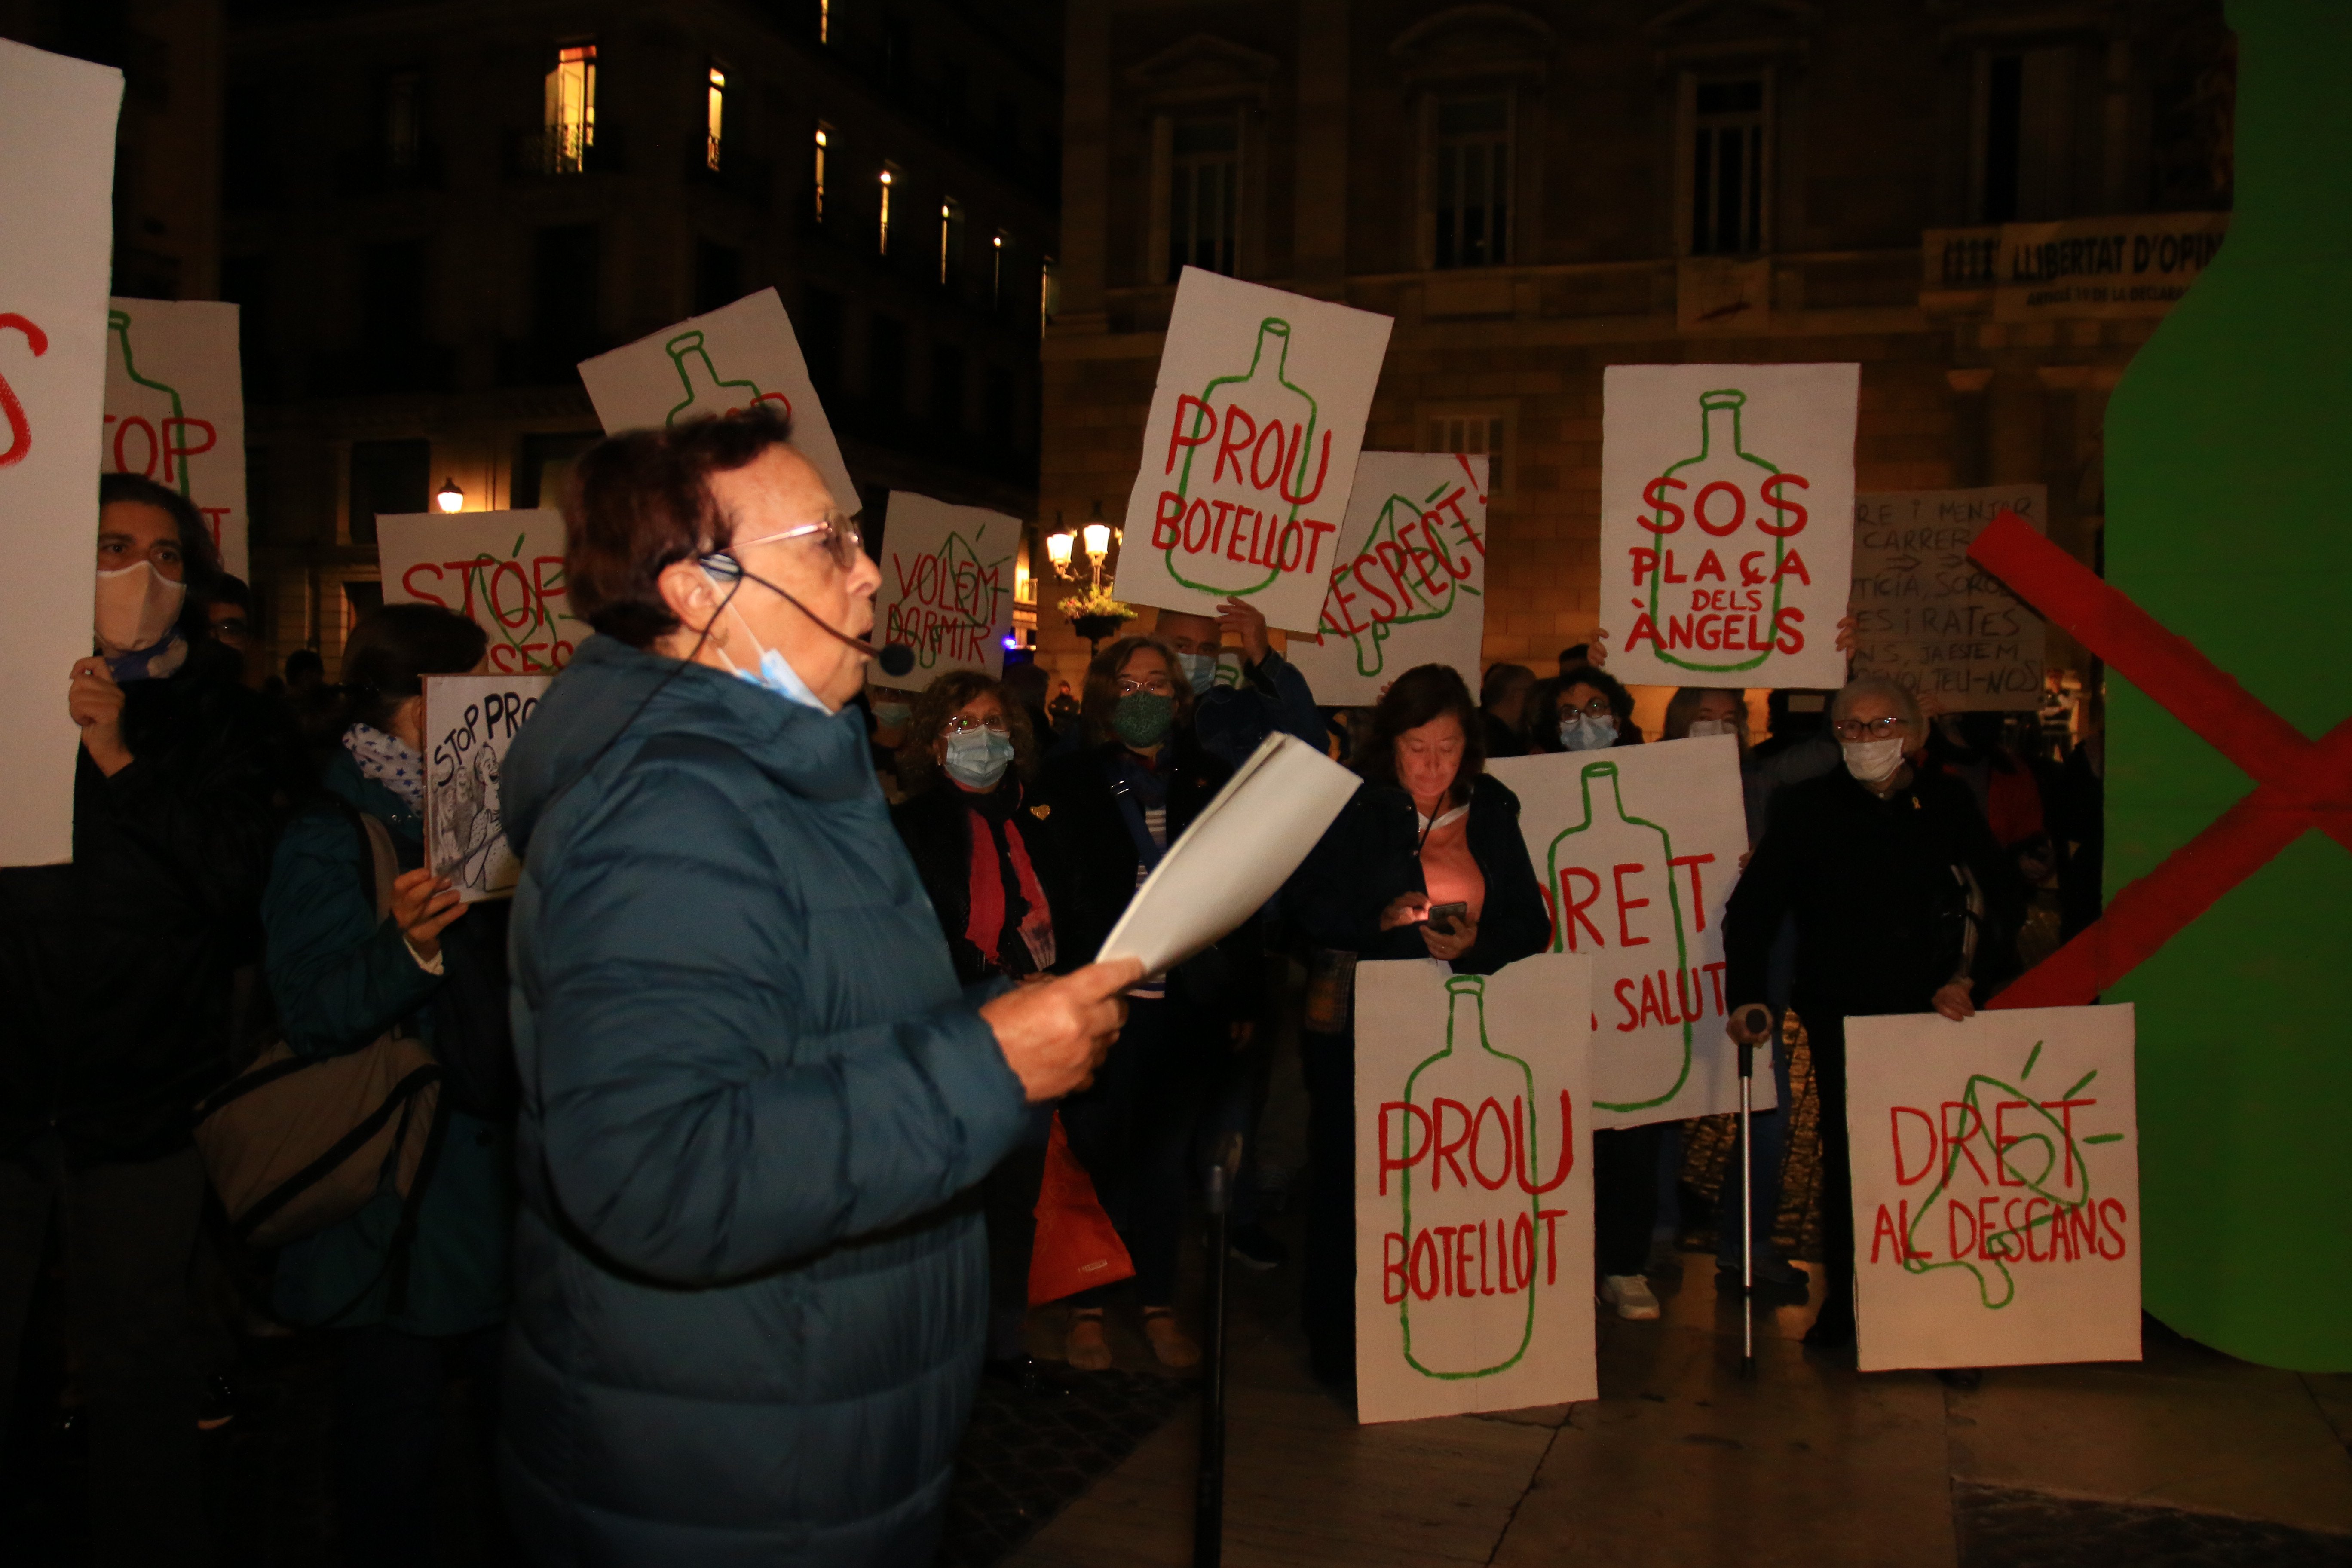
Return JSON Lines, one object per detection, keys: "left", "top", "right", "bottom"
{"left": 965, "top": 803, "right": 1051, "bottom": 974}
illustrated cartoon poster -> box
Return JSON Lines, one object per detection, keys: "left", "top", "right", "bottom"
{"left": 1288, "top": 453, "right": 1488, "bottom": 704}
{"left": 424, "top": 675, "right": 550, "bottom": 903}
{"left": 875, "top": 491, "right": 1017, "bottom": 679}
{"left": 1487, "top": 739, "right": 1764, "bottom": 1130}
{"left": 576, "top": 288, "right": 855, "bottom": 513}
{"left": 1354, "top": 954, "right": 1595, "bottom": 1424}
{"left": 1114, "top": 268, "right": 1393, "bottom": 633}
{"left": 378, "top": 509, "right": 587, "bottom": 674}
{"left": 104, "top": 297, "right": 248, "bottom": 579}
{"left": 1599, "top": 363, "right": 1858, "bottom": 689}
{"left": 1846, "top": 1005, "right": 2140, "bottom": 1372}
{"left": 0, "top": 41, "right": 123, "bottom": 867}
{"left": 1848, "top": 484, "right": 2048, "bottom": 711}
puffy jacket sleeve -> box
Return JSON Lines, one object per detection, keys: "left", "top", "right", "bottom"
{"left": 529, "top": 751, "right": 1027, "bottom": 1286}
{"left": 263, "top": 811, "right": 441, "bottom": 1058}
{"left": 1284, "top": 787, "right": 1396, "bottom": 954}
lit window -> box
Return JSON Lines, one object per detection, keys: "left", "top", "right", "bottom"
{"left": 1433, "top": 97, "right": 1509, "bottom": 269}
{"left": 818, "top": 0, "right": 829, "bottom": 45}
{"left": 878, "top": 165, "right": 896, "bottom": 255}
{"left": 1168, "top": 116, "right": 1237, "bottom": 279}
{"left": 1040, "top": 255, "right": 1059, "bottom": 339}
{"left": 705, "top": 67, "right": 725, "bottom": 172}
{"left": 939, "top": 198, "right": 965, "bottom": 287}
{"left": 813, "top": 124, "right": 829, "bottom": 221}
{"left": 991, "top": 231, "right": 1006, "bottom": 308}
{"left": 1691, "top": 78, "right": 1766, "bottom": 256}
{"left": 544, "top": 43, "right": 596, "bottom": 175}
{"left": 1427, "top": 413, "right": 1507, "bottom": 494}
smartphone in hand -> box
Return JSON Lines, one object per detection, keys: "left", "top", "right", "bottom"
{"left": 1424, "top": 900, "right": 1470, "bottom": 937}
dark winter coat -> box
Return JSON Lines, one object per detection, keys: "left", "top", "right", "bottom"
{"left": 890, "top": 777, "right": 1076, "bottom": 986}
{"left": 0, "top": 644, "right": 294, "bottom": 1162}
{"left": 496, "top": 635, "right": 1027, "bottom": 1566}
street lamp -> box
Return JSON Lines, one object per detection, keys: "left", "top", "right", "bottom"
{"left": 1045, "top": 503, "right": 1131, "bottom": 652}
{"left": 434, "top": 477, "right": 465, "bottom": 514}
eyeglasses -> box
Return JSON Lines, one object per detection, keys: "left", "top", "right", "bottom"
{"left": 1833, "top": 715, "right": 1911, "bottom": 741}
{"left": 1115, "top": 674, "right": 1173, "bottom": 698}
{"left": 212, "top": 616, "right": 251, "bottom": 637}
{"left": 1564, "top": 695, "right": 1613, "bottom": 718}
{"left": 722, "top": 509, "right": 865, "bottom": 573}
{"left": 940, "top": 714, "right": 1011, "bottom": 736}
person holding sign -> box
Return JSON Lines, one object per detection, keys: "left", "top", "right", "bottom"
{"left": 1284, "top": 665, "right": 1550, "bottom": 1387}
{"left": 495, "top": 409, "right": 1139, "bottom": 1565}
{"left": 1153, "top": 594, "right": 1326, "bottom": 768}
{"left": 1723, "top": 676, "right": 2024, "bottom": 1350}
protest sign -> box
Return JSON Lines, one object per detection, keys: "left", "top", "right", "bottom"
{"left": 1847, "top": 1004, "right": 2139, "bottom": 1372}
{"left": 104, "top": 297, "right": 247, "bottom": 578}
{"left": 875, "top": 492, "right": 1017, "bottom": 678}
{"left": 378, "top": 509, "right": 586, "bottom": 675}
{"left": 1113, "top": 268, "right": 1392, "bottom": 632}
{"left": 1848, "top": 485, "right": 2047, "bottom": 710}
{"left": 424, "top": 674, "right": 549, "bottom": 903}
{"left": 1354, "top": 953, "right": 1595, "bottom": 1424}
{"left": 1287, "top": 453, "right": 1488, "bottom": 703}
{"left": 0, "top": 42, "right": 122, "bottom": 867}
{"left": 1600, "top": 363, "right": 1857, "bottom": 689}
{"left": 1099, "top": 733, "right": 1360, "bottom": 978}
{"left": 1487, "top": 738, "right": 1764, "bottom": 1130}
{"left": 576, "top": 288, "right": 855, "bottom": 512}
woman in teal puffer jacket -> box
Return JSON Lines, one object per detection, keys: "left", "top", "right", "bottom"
{"left": 496, "top": 410, "right": 1136, "bottom": 1566}
{"left": 263, "top": 604, "right": 515, "bottom": 1568}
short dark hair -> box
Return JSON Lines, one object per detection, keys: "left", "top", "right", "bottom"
{"left": 1479, "top": 662, "right": 1534, "bottom": 708}
{"left": 1528, "top": 664, "right": 1636, "bottom": 752}
{"left": 303, "top": 603, "right": 488, "bottom": 748}
{"left": 1557, "top": 643, "right": 1592, "bottom": 666}
{"left": 896, "top": 669, "right": 1041, "bottom": 796}
{"left": 1355, "top": 663, "right": 1484, "bottom": 808}
{"left": 1081, "top": 635, "right": 1195, "bottom": 746}
{"left": 564, "top": 404, "right": 799, "bottom": 649}
{"left": 101, "top": 471, "right": 221, "bottom": 642}
{"left": 211, "top": 573, "right": 254, "bottom": 614}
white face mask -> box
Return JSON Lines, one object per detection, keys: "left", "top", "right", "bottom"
{"left": 95, "top": 561, "right": 186, "bottom": 653}
{"left": 1559, "top": 713, "right": 1618, "bottom": 752}
{"left": 1842, "top": 735, "right": 1909, "bottom": 784}
{"left": 1686, "top": 718, "right": 1737, "bottom": 739}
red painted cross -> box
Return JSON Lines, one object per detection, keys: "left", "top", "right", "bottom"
{"left": 1968, "top": 510, "right": 2352, "bottom": 1010}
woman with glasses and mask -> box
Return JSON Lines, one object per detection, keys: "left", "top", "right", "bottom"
{"left": 1526, "top": 662, "right": 1642, "bottom": 754}
{"left": 1031, "top": 635, "right": 1259, "bottom": 1372}
{"left": 890, "top": 670, "right": 1076, "bottom": 1393}
{"left": 1723, "top": 675, "right": 2023, "bottom": 1350}
{"left": 496, "top": 409, "right": 1139, "bottom": 1565}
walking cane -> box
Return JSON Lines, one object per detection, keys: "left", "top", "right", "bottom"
{"left": 1194, "top": 1132, "right": 1245, "bottom": 1568}
{"left": 1732, "top": 1004, "right": 1768, "bottom": 1381}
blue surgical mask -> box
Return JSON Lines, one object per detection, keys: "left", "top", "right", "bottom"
{"left": 703, "top": 566, "right": 830, "bottom": 713}
{"left": 1176, "top": 652, "right": 1219, "bottom": 693}
{"left": 872, "top": 700, "right": 913, "bottom": 730}
{"left": 943, "top": 728, "right": 1016, "bottom": 790}
{"left": 1559, "top": 713, "right": 1619, "bottom": 752}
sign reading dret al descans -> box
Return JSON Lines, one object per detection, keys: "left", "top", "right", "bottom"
{"left": 1848, "top": 485, "right": 2048, "bottom": 711}
{"left": 0, "top": 40, "right": 123, "bottom": 867}
{"left": 577, "top": 288, "right": 856, "bottom": 513}
{"left": 379, "top": 510, "right": 587, "bottom": 675}
{"left": 874, "top": 492, "right": 1017, "bottom": 680}
{"left": 1487, "top": 738, "right": 1766, "bottom": 1130}
{"left": 104, "top": 298, "right": 247, "bottom": 579}
{"left": 1600, "top": 363, "right": 1857, "bottom": 689}
{"left": 1114, "top": 268, "right": 1392, "bottom": 633}
{"left": 1354, "top": 954, "right": 1595, "bottom": 1424}
{"left": 1287, "top": 453, "right": 1488, "bottom": 704}
{"left": 1847, "top": 1004, "right": 2139, "bottom": 1373}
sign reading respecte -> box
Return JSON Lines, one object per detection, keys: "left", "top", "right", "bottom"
{"left": 1115, "top": 268, "right": 1393, "bottom": 633}
{"left": 104, "top": 297, "right": 248, "bottom": 579}
{"left": 379, "top": 509, "right": 587, "bottom": 674}
{"left": 1846, "top": 1004, "right": 2140, "bottom": 1373}
{"left": 1599, "top": 362, "right": 1858, "bottom": 690}
{"left": 1287, "top": 453, "right": 1488, "bottom": 705}
{"left": 1848, "top": 485, "right": 2048, "bottom": 710}
{"left": 873, "top": 491, "right": 1017, "bottom": 680}
{"left": 577, "top": 288, "right": 857, "bottom": 513}
{"left": 1354, "top": 955, "right": 1595, "bottom": 1424}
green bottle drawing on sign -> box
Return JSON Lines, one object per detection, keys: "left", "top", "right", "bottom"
{"left": 107, "top": 310, "right": 193, "bottom": 499}
{"left": 1331, "top": 480, "right": 1480, "bottom": 679}
{"left": 663, "top": 329, "right": 790, "bottom": 427}
{"left": 1642, "top": 388, "right": 1796, "bottom": 676}
{"left": 1398, "top": 976, "right": 1543, "bottom": 1380}
{"left": 1165, "top": 315, "right": 1327, "bottom": 599}
{"left": 1547, "top": 760, "right": 1696, "bottom": 1113}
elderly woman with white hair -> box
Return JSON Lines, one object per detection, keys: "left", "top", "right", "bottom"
{"left": 1722, "top": 674, "right": 2023, "bottom": 1350}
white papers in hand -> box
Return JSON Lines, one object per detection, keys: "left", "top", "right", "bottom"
{"left": 1097, "top": 733, "right": 1361, "bottom": 976}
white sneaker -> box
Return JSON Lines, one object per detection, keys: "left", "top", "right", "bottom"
{"left": 1599, "top": 1274, "right": 1661, "bottom": 1320}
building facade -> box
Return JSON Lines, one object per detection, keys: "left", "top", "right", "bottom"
{"left": 221, "top": 0, "right": 1061, "bottom": 668}
{"left": 1035, "top": 0, "right": 2234, "bottom": 703}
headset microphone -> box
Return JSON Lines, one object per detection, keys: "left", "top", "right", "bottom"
{"left": 877, "top": 644, "right": 916, "bottom": 677}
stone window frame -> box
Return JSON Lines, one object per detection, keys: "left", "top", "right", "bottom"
{"left": 1389, "top": 6, "right": 1555, "bottom": 275}
{"left": 1125, "top": 36, "right": 1276, "bottom": 286}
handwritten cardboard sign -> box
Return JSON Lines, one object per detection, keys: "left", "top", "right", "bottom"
{"left": 875, "top": 491, "right": 1016, "bottom": 679}
{"left": 1114, "top": 268, "right": 1392, "bottom": 633}
{"left": 1287, "top": 453, "right": 1488, "bottom": 704}
{"left": 1354, "top": 953, "right": 1595, "bottom": 1424}
{"left": 1600, "top": 363, "right": 1857, "bottom": 689}
{"left": 0, "top": 41, "right": 123, "bottom": 867}
{"left": 1486, "top": 738, "right": 1766, "bottom": 1130}
{"left": 424, "top": 674, "right": 549, "bottom": 903}
{"left": 1847, "top": 1004, "right": 2140, "bottom": 1372}
{"left": 104, "top": 297, "right": 247, "bottom": 579}
{"left": 378, "top": 509, "right": 587, "bottom": 675}
{"left": 577, "top": 288, "right": 855, "bottom": 513}
{"left": 1848, "top": 485, "right": 2048, "bottom": 711}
